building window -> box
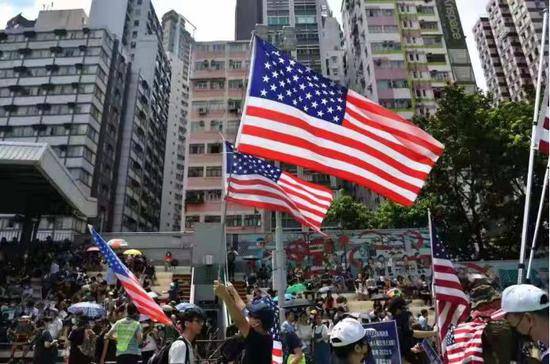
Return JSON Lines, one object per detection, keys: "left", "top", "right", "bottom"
{"left": 205, "top": 190, "right": 222, "bottom": 201}
{"left": 210, "top": 79, "right": 225, "bottom": 89}
{"left": 228, "top": 79, "right": 244, "bottom": 89}
{"left": 244, "top": 214, "right": 261, "bottom": 227}
{"left": 190, "top": 121, "right": 205, "bottom": 132}
{"left": 189, "top": 144, "right": 205, "bottom": 154}
{"left": 194, "top": 80, "right": 208, "bottom": 89}
{"left": 185, "top": 215, "right": 200, "bottom": 228}
{"left": 205, "top": 215, "right": 221, "bottom": 223}
{"left": 226, "top": 215, "right": 242, "bottom": 227}
{"left": 205, "top": 166, "right": 222, "bottom": 177}
{"left": 210, "top": 120, "right": 223, "bottom": 131}
{"left": 188, "top": 167, "right": 203, "bottom": 177}
{"left": 207, "top": 143, "right": 222, "bottom": 154}
{"left": 229, "top": 60, "right": 242, "bottom": 69}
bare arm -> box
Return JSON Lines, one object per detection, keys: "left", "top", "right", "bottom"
{"left": 412, "top": 329, "right": 437, "bottom": 339}
{"left": 214, "top": 281, "right": 250, "bottom": 337}
{"left": 227, "top": 282, "right": 247, "bottom": 311}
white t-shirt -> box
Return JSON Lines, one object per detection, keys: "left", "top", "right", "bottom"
{"left": 169, "top": 337, "right": 194, "bottom": 364}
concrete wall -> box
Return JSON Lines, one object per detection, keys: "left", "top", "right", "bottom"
{"left": 89, "top": 0, "right": 129, "bottom": 38}
{"left": 34, "top": 9, "right": 88, "bottom": 31}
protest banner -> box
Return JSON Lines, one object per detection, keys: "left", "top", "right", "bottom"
{"left": 364, "top": 320, "right": 402, "bottom": 364}
{"left": 421, "top": 339, "right": 442, "bottom": 364}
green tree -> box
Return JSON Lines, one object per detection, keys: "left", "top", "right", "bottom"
{"left": 325, "top": 191, "right": 374, "bottom": 229}
{"left": 414, "top": 86, "right": 546, "bottom": 258}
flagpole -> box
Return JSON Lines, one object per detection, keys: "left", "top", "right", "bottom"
{"left": 518, "top": 9, "right": 548, "bottom": 284}
{"left": 527, "top": 160, "right": 549, "bottom": 280}
{"left": 274, "top": 211, "right": 286, "bottom": 324}
{"left": 427, "top": 209, "right": 442, "bottom": 354}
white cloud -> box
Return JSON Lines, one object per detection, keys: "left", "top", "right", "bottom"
{"left": 2, "top": 0, "right": 488, "bottom": 89}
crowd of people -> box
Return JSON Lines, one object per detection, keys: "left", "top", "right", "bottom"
{"left": 0, "top": 236, "right": 547, "bottom": 364}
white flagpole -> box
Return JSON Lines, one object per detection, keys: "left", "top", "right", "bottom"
{"left": 274, "top": 211, "right": 286, "bottom": 324}
{"left": 427, "top": 209, "right": 442, "bottom": 354}
{"left": 527, "top": 161, "right": 549, "bottom": 280}
{"left": 518, "top": 9, "right": 548, "bottom": 284}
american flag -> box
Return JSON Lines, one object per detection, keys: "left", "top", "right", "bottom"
{"left": 429, "top": 220, "right": 469, "bottom": 357}
{"left": 253, "top": 295, "right": 282, "bottom": 364}
{"left": 88, "top": 226, "right": 172, "bottom": 325}
{"left": 224, "top": 142, "right": 333, "bottom": 233}
{"left": 445, "top": 319, "right": 487, "bottom": 363}
{"left": 534, "top": 85, "right": 549, "bottom": 155}
{"left": 236, "top": 36, "right": 444, "bottom": 206}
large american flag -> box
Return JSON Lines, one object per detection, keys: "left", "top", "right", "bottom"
{"left": 224, "top": 142, "right": 333, "bottom": 232}
{"left": 445, "top": 319, "right": 487, "bottom": 363}
{"left": 430, "top": 221, "right": 469, "bottom": 357}
{"left": 88, "top": 226, "right": 172, "bottom": 325}
{"left": 534, "top": 86, "right": 549, "bottom": 155}
{"left": 236, "top": 36, "right": 444, "bottom": 206}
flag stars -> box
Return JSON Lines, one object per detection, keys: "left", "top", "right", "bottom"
{"left": 317, "top": 111, "right": 324, "bottom": 117}
{"left": 277, "top": 94, "right": 284, "bottom": 101}
{"left": 272, "top": 71, "right": 279, "bottom": 78}
{"left": 260, "top": 89, "right": 267, "bottom": 96}
{"left": 265, "top": 62, "right": 271, "bottom": 69}
{"left": 270, "top": 84, "right": 277, "bottom": 91}
{"left": 262, "top": 75, "right": 270, "bottom": 83}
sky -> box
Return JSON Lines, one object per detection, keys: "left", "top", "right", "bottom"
{"left": 1, "top": 0, "right": 489, "bottom": 89}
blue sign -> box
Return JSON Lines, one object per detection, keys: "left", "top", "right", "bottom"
{"left": 364, "top": 321, "right": 402, "bottom": 364}
{"left": 421, "top": 339, "right": 442, "bottom": 364}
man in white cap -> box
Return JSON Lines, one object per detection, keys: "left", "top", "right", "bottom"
{"left": 492, "top": 284, "right": 549, "bottom": 363}
{"left": 329, "top": 318, "right": 374, "bottom": 364}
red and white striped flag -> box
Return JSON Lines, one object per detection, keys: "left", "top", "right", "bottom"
{"left": 224, "top": 142, "right": 333, "bottom": 233}
{"left": 236, "top": 36, "right": 444, "bottom": 206}
{"left": 430, "top": 221, "right": 470, "bottom": 358}
{"left": 445, "top": 319, "right": 487, "bottom": 363}
{"left": 534, "top": 86, "right": 549, "bottom": 155}
{"left": 88, "top": 226, "right": 172, "bottom": 325}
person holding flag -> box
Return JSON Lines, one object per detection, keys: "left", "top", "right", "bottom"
{"left": 213, "top": 280, "right": 275, "bottom": 364}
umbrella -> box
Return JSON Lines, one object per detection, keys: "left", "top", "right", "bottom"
{"left": 273, "top": 293, "right": 295, "bottom": 302}
{"left": 370, "top": 293, "right": 389, "bottom": 301}
{"left": 108, "top": 239, "right": 128, "bottom": 249}
{"left": 281, "top": 298, "right": 314, "bottom": 309}
{"left": 318, "top": 286, "right": 334, "bottom": 293}
{"left": 147, "top": 291, "right": 159, "bottom": 299}
{"left": 161, "top": 304, "right": 174, "bottom": 312}
{"left": 68, "top": 302, "right": 106, "bottom": 318}
{"left": 123, "top": 249, "right": 142, "bottom": 256}
{"left": 175, "top": 302, "right": 203, "bottom": 313}
{"left": 386, "top": 288, "right": 402, "bottom": 298}
{"left": 86, "top": 246, "right": 100, "bottom": 252}
{"left": 286, "top": 283, "right": 307, "bottom": 294}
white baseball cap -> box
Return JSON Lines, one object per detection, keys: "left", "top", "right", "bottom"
{"left": 330, "top": 318, "right": 376, "bottom": 347}
{"left": 491, "top": 284, "right": 549, "bottom": 320}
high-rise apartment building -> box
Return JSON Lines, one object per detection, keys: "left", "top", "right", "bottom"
{"left": 0, "top": 9, "right": 128, "bottom": 238}
{"left": 160, "top": 10, "right": 194, "bottom": 231}
{"left": 90, "top": 0, "right": 171, "bottom": 232}
{"left": 473, "top": 17, "right": 511, "bottom": 101}
{"left": 342, "top": 0, "right": 476, "bottom": 120}
{"left": 235, "top": 0, "right": 263, "bottom": 41}
{"left": 183, "top": 41, "right": 266, "bottom": 232}
{"left": 474, "top": 0, "right": 546, "bottom": 102}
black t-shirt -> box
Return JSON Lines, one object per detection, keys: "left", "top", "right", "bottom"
{"left": 243, "top": 328, "right": 273, "bottom": 364}
{"left": 34, "top": 329, "right": 57, "bottom": 362}
{"left": 394, "top": 311, "right": 414, "bottom": 354}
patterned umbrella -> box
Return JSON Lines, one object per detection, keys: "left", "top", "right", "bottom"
{"left": 68, "top": 302, "right": 106, "bottom": 318}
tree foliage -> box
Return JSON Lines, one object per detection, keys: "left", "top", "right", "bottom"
{"left": 326, "top": 86, "right": 547, "bottom": 259}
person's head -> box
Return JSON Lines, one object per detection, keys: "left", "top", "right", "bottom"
{"left": 285, "top": 310, "right": 296, "bottom": 323}
{"left": 298, "top": 312, "right": 308, "bottom": 323}
{"left": 126, "top": 302, "right": 139, "bottom": 319}
{"left": 314, "top": 314, "right": 323, "bottom": 325}
{"left": 421, "top": 309, "right": 428, "bottom": 318}
{"left": 387, "top": 297, "right": 407, "bottom": 317}
{"left": 178, "top": 308, "right": 205, "bottom": 338}
{"left": 247, "top": 300, "right": 274, "bottom": 334}
{"left": 492, "top": 284, "right": 549, "bottom": 344}
{"left": 330, "top": 318, "right": 373, "bottom": 364}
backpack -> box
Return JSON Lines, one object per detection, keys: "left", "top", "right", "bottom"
{"left": 220, "top": 334, "right": 245, "bottom": 363}
{"left": 148, "top": 336, "right": 190, "bottom": 364}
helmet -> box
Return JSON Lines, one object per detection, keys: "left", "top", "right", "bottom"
{"left": 248, "top": 301, "right": 275, "bottom": 330}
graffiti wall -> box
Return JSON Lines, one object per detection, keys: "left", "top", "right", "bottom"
{"left": 228, "top": 229, "right": 549, "bottom": 290}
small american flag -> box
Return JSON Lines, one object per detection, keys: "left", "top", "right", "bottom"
{"left": 224, "top": 142, "right": 333, "bottom": 233}
{"left": 534, "top": 85, "right": 549, "bottom": 155}
{"left": 430, "top": 220, "right": 469, "bottom": 357}
{"left": 88, "top": 226, "right": 172, "bottom": 325}
{"left": 236, "top": 36, "right": 444, "bottom": 206}
{"left": 253, "top": 295, "right": 282, "bottom": 364}
{"left": 445, "top": 319, "right": 487, "bottom": 363}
